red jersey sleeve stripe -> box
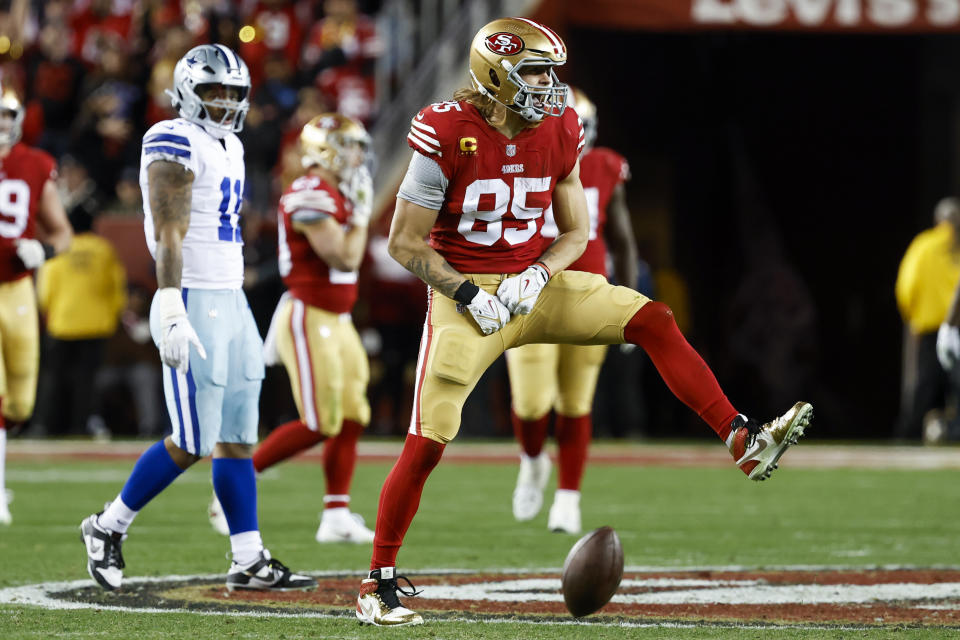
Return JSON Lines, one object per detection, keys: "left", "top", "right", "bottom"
{"left": 408, "top": 132, "right": 441, "bottom": 156}
{"left": 408, "top": 125, "right": 440, "bottom": 148}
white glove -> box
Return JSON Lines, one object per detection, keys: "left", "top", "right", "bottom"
{"left": 465, "top": 288, "right": 512, "bottom": 335}
{"left": 496, "top": 263, "right": 550, "bottom": 316}
{"left": 16, "top": 239, "right": 47, "bottom": 269}
{"left": 280, "top": 188, "right": 337, "bottom": 215}
{"left": 345, "top": 165, "right": 373, "bottom": 228}
{"left": 155, "top": 288, "right": 207, "bottom": 374}
{"left": 262, "top": 292, "right": 291, "bottom": 366}
{"left": 937, "top": 322, "right": 960, "bottom": 371}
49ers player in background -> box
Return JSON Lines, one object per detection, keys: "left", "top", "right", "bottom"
{"left": 0, "top": 83, "right": 73, "bottom": 526}
{"left": 355, "top": 17, "right": 814, "bottom": 627}
{"left": 506, "top": 88, "right": 638, "bottom": 535}
{"left": 211, "top": 114, "right": 377, "bottom": 543}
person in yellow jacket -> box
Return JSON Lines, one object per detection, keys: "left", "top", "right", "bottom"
{"left": 895, "top": 197, "right": 960, "bottom": 440}
{"left": 34, "top": 211, "right": 127, "bottom": 437}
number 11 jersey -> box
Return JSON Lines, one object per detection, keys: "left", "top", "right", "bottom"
{"left": 140, "top": 118, "right": 246, "bottom": 289}
{"left": 406, "top": 100, "right": 583, "bottom": 274}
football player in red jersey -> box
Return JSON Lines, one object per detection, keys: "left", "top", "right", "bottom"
{"left": 506, "top": 88, "right": 638, "bottom": 535}
{"left": 0, "top": 84, "right": 73, "bottom": 525}
{"left": 354, "top": 17, "right": 814, "bottom": 626}
{"left": 211, "top": 114, "right": 378, "bottom": 543}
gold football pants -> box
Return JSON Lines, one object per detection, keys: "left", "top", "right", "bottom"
{"left": 411, "top": 270, "right": 648, "bottom": 443}
{"left": 0, "top": 276, "right": 40, "bottom": 421}
{"left": 275, "top": 297, "right": 371, "bottom": 437}
{"left": 506, "top": 342, "right": 608, "bottom": 420}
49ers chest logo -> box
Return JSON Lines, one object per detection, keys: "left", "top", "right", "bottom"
{"left": 485, "top": 32, "right": 524, "bottom": 55}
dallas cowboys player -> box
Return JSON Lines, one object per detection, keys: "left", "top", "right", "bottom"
{"left": 79, "top": 44, "right": 316, "bottom": 592}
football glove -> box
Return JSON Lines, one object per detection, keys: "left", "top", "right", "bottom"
{"left": 280, "top": 188, "right": 337, "bottom": 215}
{"left": 155, "top": 288, "right": 207, "bottom": 374}
{"left": 261, "top": 292, "right": 291, "bottom": 366}
{"left": 937, "top": 322, "right": 960, "bottom": 371}
{"left": 466, "top": 288, "right": 512, "bottom": 336}
{"left": 496, "top": 263, "right": 550, "bottom": 316}
{"left": 15, "top": 238, "right": 47, "bottom": 270}
{"left": 344, "top": 165, "right": 373, "bottom": 228}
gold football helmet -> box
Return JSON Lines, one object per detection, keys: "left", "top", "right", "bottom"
{"left": 469, "top": 17, "right": 568, "bottom": 122}
{"left": 299, "top": 113, "right": 371, "bottom": 178}
{"left": 569, "top": 87, "right": 597, "bottom": 151}
{"left": 0, "top": 82, "right": 24, "bottom": 147}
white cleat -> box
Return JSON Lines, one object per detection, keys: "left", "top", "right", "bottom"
{"left": 0, "top": 489, "right": 11, "bottom": 525}
{"left": 79, "top": 513, "right": 126, "bottom": 590}
{"left": 512, "top": 452, "right": 552, "bottom": 521}
{"left": 356, "top": 568, "right": 424, "bottom": 626}
{"left": 316, "top": 507, "right": 375, "bottom": 544}
{"left": 547, "top": 489, "right": 581, "bottom": 535}
{"left": 208, "top": 492, "right": 230, "bottom": 536}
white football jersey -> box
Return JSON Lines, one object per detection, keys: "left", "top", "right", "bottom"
{"left": 140, "top": 118, "right": 246, "bottom": 289}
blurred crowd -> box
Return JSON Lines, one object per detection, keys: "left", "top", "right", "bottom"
{"left": 0, "top": 0, "right": 436, "bottom": 440}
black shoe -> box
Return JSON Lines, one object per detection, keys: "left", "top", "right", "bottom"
{"left": 225, "top": 549, "right": 317, "bottom": 592}
{"left": 79, "top": 513, "right": 126, "bottom": 590}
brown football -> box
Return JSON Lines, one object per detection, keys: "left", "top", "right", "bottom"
{"left": 560, "top": 526, "right": 624, "bottom": 617}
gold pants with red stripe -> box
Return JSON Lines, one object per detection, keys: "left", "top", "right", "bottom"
{"left": 274, "top": 297, "right": 370, "bottom": 437}
{"left": 0, "top": 276, "right": 40, "bottom": 421}
{"left": 410, "top": 270, "right": 648, "bottom": 443}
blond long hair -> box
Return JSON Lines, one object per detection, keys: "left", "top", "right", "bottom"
{"left": 453, "top": 87, "right": 507, "bottom": 127}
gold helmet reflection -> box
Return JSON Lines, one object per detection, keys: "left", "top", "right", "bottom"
{"left": 569, "top": 87, "right": 597, "bottom": 151}
{"left": 299, "top": 113, "right": 371, "bottom": 176}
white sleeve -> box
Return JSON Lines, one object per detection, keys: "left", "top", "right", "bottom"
{"left": 397, "top": 152, "right": 448, "bottom": 211}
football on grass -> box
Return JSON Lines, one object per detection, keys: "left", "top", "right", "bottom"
{"left": 561, "top": 526, "right": 624, "bottom": 617}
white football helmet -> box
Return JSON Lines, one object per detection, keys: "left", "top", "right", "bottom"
{"left": 166, "top": 44, "right": 251, "bottom": 136}
{"left": 0, "top": 81, "right": 24, "bottom": 147}
{"left": 468, "top": 17, "right": 569, "bottom": 122}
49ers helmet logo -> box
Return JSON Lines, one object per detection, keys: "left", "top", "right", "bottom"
{"left": 484, "top": 32, "right": 524, "bottom": 55}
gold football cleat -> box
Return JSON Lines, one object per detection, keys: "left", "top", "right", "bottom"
{"left": 356, "top": 570, "right": 424, "bottom": 626}
{"left": 730, "top": 401, "right": 813, "bottom": 481}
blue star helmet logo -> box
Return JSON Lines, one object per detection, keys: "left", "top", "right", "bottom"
{"left": 186, "top": 55, "right": 200, "bottom": 66}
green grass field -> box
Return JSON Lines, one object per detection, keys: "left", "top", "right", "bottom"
{"left": 2, "top": 439, "right": 960, "bottom": 639}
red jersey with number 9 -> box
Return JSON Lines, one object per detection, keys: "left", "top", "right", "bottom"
{"left": 0, "top": 143, "right": 57, "bottom": 283}
{"left": 406, "top": 100, "right": 583, "bottom": 274}
{"left": 276, "top": 174, "right": 359, "bottom": 313}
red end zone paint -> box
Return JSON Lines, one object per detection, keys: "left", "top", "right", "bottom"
{"left": 19, "top": 568, "right": 960, "bottom": 627}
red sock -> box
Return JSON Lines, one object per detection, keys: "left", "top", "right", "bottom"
{"left": 323, "top": 419, "right": 364, "bottom": 508}
{"left": 512, "top": 410, "right": 550, "bottom": 458}
{"left": 555, "top": 414, "right": 591, "bottom": 490}
{"left": 624, "top": 302, "right": 739, "bottom": 441}
{"left": 252, "top": 420, "right": 325, "bottom": 473}
{"left": 370, "top": 434, "right": 445, "bottom": 570}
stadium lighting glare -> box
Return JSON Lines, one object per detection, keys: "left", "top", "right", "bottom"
{"left": 239, "top": 26, "right": 256, "bottom": 43}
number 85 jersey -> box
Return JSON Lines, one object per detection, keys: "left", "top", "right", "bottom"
{"left": 406, "top": 100, "right": 583, "bottom": 274}
{"left": 140, "top": 118, "right": 246, "bottom": 289}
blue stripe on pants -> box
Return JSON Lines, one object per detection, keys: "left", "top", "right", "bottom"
{"left": 170, "top": 366, "right": 187, "bottom": 451}
{"left": 186, "top": 369, "right": 201, "bottom": 455}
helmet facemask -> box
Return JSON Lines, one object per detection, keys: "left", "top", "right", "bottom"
{"left": 503, "top": 59, "right": 568, "bottom": 122}
{"left": 0, "top": 89, "right": 24, "bottom": 147}
{"left": 194, "top": 83, "right": 250, "bottom": 133}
